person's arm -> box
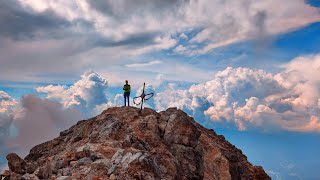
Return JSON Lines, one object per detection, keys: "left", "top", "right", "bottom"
{"left": 128, "top": 85, "right": 131, "bottom": 92}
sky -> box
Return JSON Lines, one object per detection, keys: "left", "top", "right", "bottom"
{"left": 1, "top": 0, "right": 320, "bottom": 179}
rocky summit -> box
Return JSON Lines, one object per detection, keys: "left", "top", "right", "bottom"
{"left": 2, "top": 107, "right": 270, "bottom": 180}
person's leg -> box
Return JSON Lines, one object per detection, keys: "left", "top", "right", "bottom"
{"left": 128, "top": 93, "right": 130, "bottom": 106}
{"left": 124, "top": 93, "right": 126, "bottom": 106}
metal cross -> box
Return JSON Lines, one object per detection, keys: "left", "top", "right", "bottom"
{"left": 133, "top": 83, "right": 154, "bottom": 112}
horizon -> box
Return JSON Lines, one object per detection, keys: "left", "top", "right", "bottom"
{"left": 1, "top": 0, "right": 320, "bottom": 179}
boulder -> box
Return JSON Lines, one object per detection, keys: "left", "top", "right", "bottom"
{"left": 6, "top": 153, "right": 27, "bottom": 174}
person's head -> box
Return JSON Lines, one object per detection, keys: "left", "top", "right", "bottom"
{"left": 125, "top": 80, "right": 128, "bottom": 84}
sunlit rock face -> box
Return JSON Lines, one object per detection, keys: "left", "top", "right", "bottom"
{"left": 3, "top": 106, "right": 270, "bottom": 180}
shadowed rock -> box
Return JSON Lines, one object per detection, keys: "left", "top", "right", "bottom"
{"left": 6, "top": 153, "right": 27, "bottom": 174}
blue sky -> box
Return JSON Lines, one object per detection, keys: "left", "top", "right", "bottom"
{"left": 1, "top": 0, "right": 320, "bottom": 179}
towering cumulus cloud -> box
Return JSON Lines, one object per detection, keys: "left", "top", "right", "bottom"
{"left": 155, "top": 55, "right": 320, "bottom": 132}
{"left": 0, "top": 73, "right": 109, "bottom": 169}
{"left": 36, "top": 71, "right": 108, "bottom": 116}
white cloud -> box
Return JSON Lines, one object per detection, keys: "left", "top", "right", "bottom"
{"left": 174, "top": 45, "right": 188, "bottom": 54}
{"left": 187, "top": 0, "right": 320, "bottom": 54}
{"left": 179, "top": 33, "right": 188, "bottom": 40}
{"left": 36, "top": 71, "right": 108, "bottom": 115}
{"left": 4, "top": 53, "right": 320, "bottom": 138}
{"left": 0, "top": 91, "right": 17, "bottom": 113}
{"left": 125, "top": 60, "right": 162, "bottom": 68}
{"left": 131, "top": 35, "right": 177, "bottom": 56}
{"left": 153, "top": 54, "right": 320, "bottom": 132}
{"left": 134, "top": 83, "right": 156, "bottom": 108}
{"left": 286, "top": 116, "right": 320, "bottom": 132}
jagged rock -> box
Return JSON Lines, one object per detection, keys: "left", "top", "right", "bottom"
{"left": 162, "top": 110, "right": 201, "bottom": 147}
{"left": 9, "top": 172, "right": 22, "bottom": 180}
{"left": 21, "top": 173, "right": 39, "bottom": 180}
{"left": 56, "top": 176, "right": 72, "bottom": 180}
{"left": 36, "top": 162, "right": 52, "bottom": 179}
{"left": 89, "top": 159, "right": 112, "bottom": 177}
{"left": 58, "top": 167, "right": 72, "bottom": 176}
{"left": 109, "top": 174, "right": 116, "bottom": 180}
{"left": 26, "top": 162, "right": 38, "bottom": 174}
{"left": 6, "top": 153, "right": 27, "bottom": 174}
{"left": 77, "top": 157, "right": 93, "bottom": 166}
{"left": 3, "top": 106, "right": 271, "bottom": 179}
{"left": 0, "top": 170, "right": 10, "bottom": 180}
{"left": 54, "top": 160, "right": 66, "bottom": 171}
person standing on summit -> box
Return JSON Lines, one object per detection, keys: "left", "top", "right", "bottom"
{"left": 123, "top": 80, "right": 131, "bottom": 106}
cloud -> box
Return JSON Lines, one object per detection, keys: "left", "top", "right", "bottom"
{"left": 15, "top": 0, "right": 179, "bottom": 51}
{"left": 134, "top": 83, "right": 156, "bottom": 108}
{"left": 96, "top": 58, "right": 212, "bottom": 88}
{"left": 0, "top": 1, "right": 71, "bottom": 40}
{"left": 1, "top": 91, "right": 83, "bottom": 164}
{"left": 0, "top": 91, "right": 16, "bottom": 159}
{"left": 1, "top": 0, "right": 319, "bottom": 84}
{"left": 15, "top": 0, "right": 320, "bottom": 54}
{"left": 0, "top": 91, "right": 16, "bottom": 160}
{"left": 187, "top": 0, "right": 320, "bottom": 55}
{"left": 179, "top": 33, "right": 188, "bottom": 40}
{"left": 0, "top": 91, "right": 17, "bottom": 113}
{"left": 0, "top": 91, "right": 15, "bottom": 116}
{"left": 7, "top": 95, "right": 82, "bottom": 156}
{"left": 36, "top": 71, "right": 108, "bottom": 116}
{"left": 266, "top": 170, "right": 282, "bottom": 180}
{"left": 153, "top": 54, "right": 320, "bottom": 132}
{"left": 125, "top": 60, "right": 162, "bottom": 68}
{"left": 174, "top": 45, "right": 188, "bottom": 54}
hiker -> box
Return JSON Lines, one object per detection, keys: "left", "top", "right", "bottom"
{"left": 123, "top": 80, "right": 131, "bottom": 106}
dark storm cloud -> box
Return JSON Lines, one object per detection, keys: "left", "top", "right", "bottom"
{"left": 252, "top": 11, "right": 267, "bottom": 32}
{"left": 92, "top": 32, "right": 159, "bottom": 47}
{"left": 0, "top": 1, "right": 71, "bottom": 40}
{"left": 87, "top": 0, "right": 188, "bottom": 20}
{"left": 0, "top": 0, "right": 166, "bottom": 48}
{"left": 0, "top": 0, "right": 181, "bottom": 54}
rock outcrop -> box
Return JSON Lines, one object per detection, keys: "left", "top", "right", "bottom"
{"left": 3, "top": 107, "right": 270, "bottom": 179}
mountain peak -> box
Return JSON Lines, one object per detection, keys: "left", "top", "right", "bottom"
{"left": 2, "top": 106, "right": 270, "bottom": 179}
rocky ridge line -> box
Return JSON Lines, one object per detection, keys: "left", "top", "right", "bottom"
{"left": 2, "top": 107, "right": 270, "bottom": 179}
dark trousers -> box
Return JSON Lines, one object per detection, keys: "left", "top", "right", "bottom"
{"left": 124, "top": 92, "right": 130, "bottom": 106}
